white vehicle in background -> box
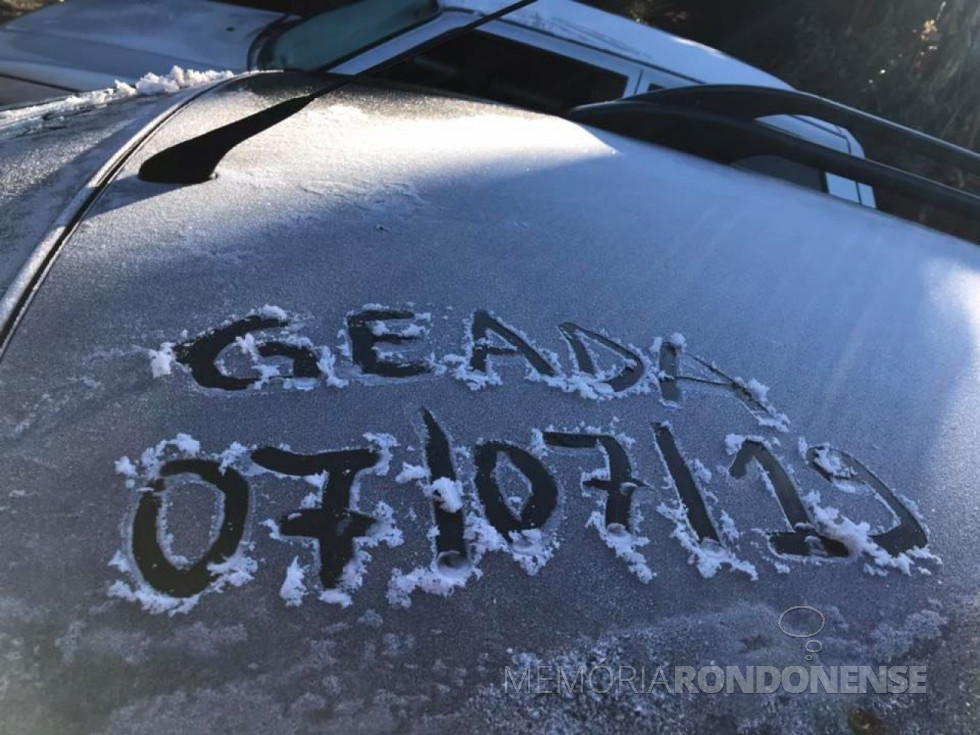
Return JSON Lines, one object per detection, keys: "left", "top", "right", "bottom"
{"left": 0, "top": 0, "right": 874, "bottom": 205}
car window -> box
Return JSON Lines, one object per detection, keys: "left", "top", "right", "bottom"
{"left": 219, "top": 0, "right": 352, "bottom": 16}
{"left": 266, "top": 0, "right": 438, "bottom": 71}
{"left": 381, "top": 30, "right": 629, "bottom": 115}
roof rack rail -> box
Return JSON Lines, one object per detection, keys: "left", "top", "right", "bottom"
{"left": 567, "top": 85, "right": 980, "bottom": 221}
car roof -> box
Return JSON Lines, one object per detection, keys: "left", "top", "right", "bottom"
{"left": 0, "top": 74, "right": 974, "bottom": 732}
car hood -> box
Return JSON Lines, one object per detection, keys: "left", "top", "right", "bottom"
{"left": 0, "top": 0, "right": 282, "bottom": 88}
{"left": 0, "top": 73, "right": 976, "bottom": 732}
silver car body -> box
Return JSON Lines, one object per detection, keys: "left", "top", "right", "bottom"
{"left": 0, "top": 72, "right": 973, "bottom": 732}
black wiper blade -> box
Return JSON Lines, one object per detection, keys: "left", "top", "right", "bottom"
{"left": 139, "top": 0, "right": 536, "bottom": 186}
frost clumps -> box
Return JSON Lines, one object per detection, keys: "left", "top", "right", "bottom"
{"left": 507, "top": 527, "right": 558, "bottom": 576}
{"left": 147, "top": 304, "right": 347, "bottom": 390}
{"left": 386, "top": 464, "right": 493, "bottom": 608}
{"left": 321, "top": 501, "right": 404, "bottom": 608}
{"left": 724, "top": 433, "right": 756, "bottom": 456}
{"left": 262, "top": 437, "right": 404, "bottom": 610}
{"left": 803, "top": 491, "right": 941, "bottom": 576}
{"left": 118, "top": 66, "right": 235, "bottom": 97}
{"left": 364, "top": 432, "right": 398, "bottom": 476}
{"left": 114, "top": 433, "right": 201, "bottom": 490}
{"left": 107, "top": 548, "right": 258, "bottom": 617}
{"left": 315, "top": 346, "right": 348, "bottom": 389}
{"left": 443, "top": 313, "right": 656, "bottom": 400}
{"left": 395, "top": 458, "right": 463, "bottom": 514}
{"left": 732, "top": 376, "right": 790, "bottom": 432}
{"left": 263, "top": 503, "right": 404, "bottom": 611}
{"left": 109, "top": 434, "right": 260, "bottom": 616}
{"left": 1, "top": 67, "right": 237, "bottom": 138}
{"left": 386, "top": 503, "right": 558, "bottom": 608}
{"left": 427, "top": 477, "right": 464, "bottom": 513}
{"left": 280, "top": 557, "right": 307, "bottom": 607}
{"left": 110, "top": 431, "right": 407, "bottom": 613}
{"left": 387, "top": 542, "right": 474, "bottom": 609}
{"left": 386, "top": 559, "right": 473, "bottom": 609}
{"left": 810, "top": 445, "right": 856, "bottom": 479}
{"left": 395, "top": 463, "right": 428, "bottom": 484}
{"left": 387, "top": 513, "right": 508, "bottom": 608}
{"left": 147, "top": 342, "right": 176, "bottom": 378}
{"left": 107, "top": 552, "right": 199, "bottom": 616}
{"left": 586, "top": 512, "right": 655, "bottom": 583}
{"left": 656, "top": 503, "right": 758, "bottom": 581}
{"left": 113, "top": 456, "right": 138, "bottom": 482}
{"left": 692, "top": 459, "right": 713, "bottom": 484}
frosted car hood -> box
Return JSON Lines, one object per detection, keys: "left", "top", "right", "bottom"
{"left": 0, "top": 74, "right": 975, "bottom": 733}
{"left": 0, "top": 0, "right": 281, "bottom": 85}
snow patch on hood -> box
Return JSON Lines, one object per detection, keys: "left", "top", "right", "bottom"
{"left": 121, "top": 66, "right": 235, "bottom": 96}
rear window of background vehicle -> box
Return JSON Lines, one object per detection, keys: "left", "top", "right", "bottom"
{"left": 382, "top": 30, "right": 629, "bottom": 115}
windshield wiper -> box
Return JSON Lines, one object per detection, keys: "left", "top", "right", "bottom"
{"left": 569, "top": 86, "right": 980, "bottom": 221}
{"left": 139, "top": 0, "right": 536, "bottom": 186}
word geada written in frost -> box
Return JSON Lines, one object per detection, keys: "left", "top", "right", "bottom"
{"left": 114, "top": 305, "right": 936, "bottom": 614}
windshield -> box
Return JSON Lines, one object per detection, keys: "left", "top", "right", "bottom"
{"left": 265, "top": 0, "right": 438, "bottom": 71}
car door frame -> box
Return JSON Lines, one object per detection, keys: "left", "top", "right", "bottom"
{"left": 330, "top": 9, "right": 644, "bottom": 99}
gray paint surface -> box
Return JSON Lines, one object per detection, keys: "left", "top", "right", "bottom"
{"left": 0, "top": 75, "right": 977, "bottom": 732}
